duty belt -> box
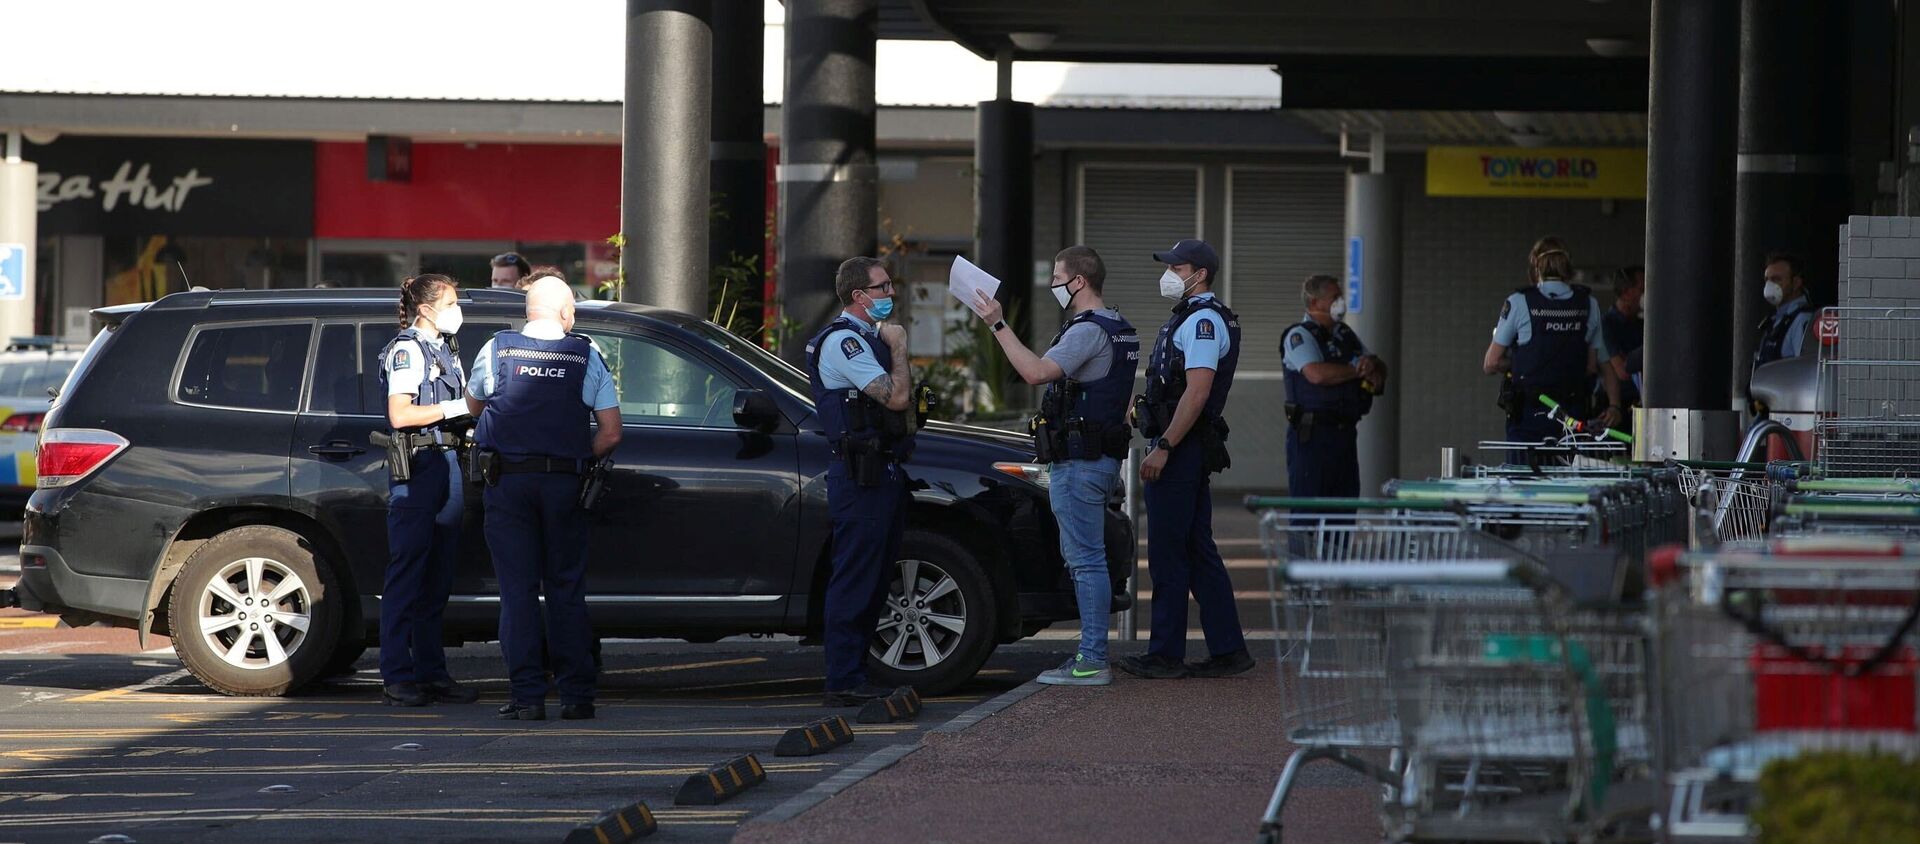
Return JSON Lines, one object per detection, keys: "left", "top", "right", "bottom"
{"left": 499, "top": 455, "right": 589, "bottom": 475}
{"left": 1288, "top": 410, "right": 1357, "bottom": 429}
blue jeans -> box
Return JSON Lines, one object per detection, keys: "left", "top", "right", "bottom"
{"left": 1049, "top": 456, "right": 1118, "bottom": 665}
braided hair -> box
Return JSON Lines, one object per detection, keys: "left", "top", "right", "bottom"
{"left": 398, "top": 274, "right": 456, "bottom": 328}
{"left": 1528, "top": 235, "right": 1574, "bottom": 283}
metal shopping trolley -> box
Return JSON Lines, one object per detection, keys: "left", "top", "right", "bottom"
{"left": 1382, "top": 479, "right": 1652, "bottom": 603}
{"left": 1667, "top": 461, "right": 1806, "bottom": 546}
{"left": 1648, "top": 538, "right": 1920, "bottom": 841}
{"left": 1281, "top": 557, "right": 1654, "bottom": 842}
{"left": 1245, "top": 498, "right": 1652, "bottom": 843}
{"left": 1816, "top": 306, "right": 1920, "bottom": 477}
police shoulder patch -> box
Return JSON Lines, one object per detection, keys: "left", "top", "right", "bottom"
{"left": 1195, "top": 318, "right": 1216, "bottom": 340}
{"left": 1287, "top": 331, "right": 1305, "bottom": 349}
{"left": 1499, "top": 300, "right": 1512, "bottom": 321}
{"left": 840, "top": 336, "right": 865, "bottom": 359}
{"left": 392, "top": 347, "right": 412, "bottom": 370}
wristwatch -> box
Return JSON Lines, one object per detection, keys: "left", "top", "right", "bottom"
{"left": 1150, "top": 436, "right": 1173, "bottom": 453}
{"left": 990, "top": 320, "right": 1007, "bottom": 333}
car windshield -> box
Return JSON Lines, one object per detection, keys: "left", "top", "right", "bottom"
{"left": 684, "top": 321, "right": 813, "bottom": 400}
{"left": 0, "top": 357, "right": 78, "bottom": 399}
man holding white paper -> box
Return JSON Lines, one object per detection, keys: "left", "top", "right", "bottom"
{"left": 969, "top": 246, "right": 1138, "bottom": 686}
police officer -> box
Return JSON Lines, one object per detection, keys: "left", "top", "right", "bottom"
{"left": 490, "top": 252, "right": 531, "bottom": 289}
{"left": 378, "top": 274, "right": 482, "bottom": 708}
{"left": 1483, "top": 238, "right": 1620, "bottom": 448}
{"left": 805, "top": 256, "right": 916, "bottom": 707}
{"left": 970, "top": 245, "right": 1139, "bottom": 686}
{"left": 1282, "top": 274, "right": 1386, "bottom": 498}
{"left": 468, "top": 272, "right": 623, "bottom": 721}
{"left": 1753, "top": 251, "right": 1816, "bottom": 371}
{"left": 1120, "top": 239, "right": 1254, "bottom": 681}
{"left": 1601, "top": 265, "right": 1645, "bottom": 423}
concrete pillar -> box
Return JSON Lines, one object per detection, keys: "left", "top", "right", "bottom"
{"left": 621, "top": 0, "right": 712, "bottom": 315}
{"left": 975, "top": 52, "right": 1034, "bottom": 342}
{"left": 1640, "top": 0, "right": 1742, "bottom": 459}
{"left": 710, "top": 0, "right": 766, "bottom": 316}
{"left": 1345, "top": 170, "right": 1399, "bottom": 494}
{"left": 0, "top": 134, "right": 37, "bottom": 339}
{"left": 1732, "top": 0, "right": 1852, "bottom": 399}
{"left": 777, "top": 0, "right": 878, "bottom": 362}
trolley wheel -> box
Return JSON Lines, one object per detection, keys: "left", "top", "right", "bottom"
{"left": 1253, "top": 825, "right": 1280, "bottom": 844}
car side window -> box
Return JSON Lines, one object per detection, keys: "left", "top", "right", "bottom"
{"left": 307, "top": 323, "right": 370, "bottom": 415}
{"left": 580, "top": 330, "right": 739, "bottom": 428}
{"left": 177, "top": 323, "right": 314, "bottom": 412}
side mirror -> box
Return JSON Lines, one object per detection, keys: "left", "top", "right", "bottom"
{"left": 732, "top": 389, "right": 780, "bottom": 432}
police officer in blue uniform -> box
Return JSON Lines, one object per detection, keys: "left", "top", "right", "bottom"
{"left": 1120, "top": 239, "right": 1254, "bottom": 681}
{"left": 1753, "top": 251, "right": 1816, "bottom": 371}
{"left": 1483, "top": 239, "right": 1620, "bottom": 449}
{"left": 468, "top": 272, "right": 623, "bottom": 721}
{"left": 805, "top": 256, "right": 917, "bottom": 707}
{"left": 1282, "top": 274, "right": 1386, "bottom": 498}
{"left": 378, "top": 274, "right": 483, "bottom": 707}
{"left": 970, "top": 245, "right": 1139, "bottom": 686}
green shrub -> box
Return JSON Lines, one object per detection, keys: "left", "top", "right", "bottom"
{"left": 1753, "top": 751, "right": 1920, "bottom": 844}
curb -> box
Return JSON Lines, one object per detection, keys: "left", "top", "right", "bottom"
{"left": 747, "top": 680, "right": 1048, "bottom": 826}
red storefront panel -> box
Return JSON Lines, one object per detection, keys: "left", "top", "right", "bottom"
{"left": 314, "top": 141, "right": 620, "bottom": 241}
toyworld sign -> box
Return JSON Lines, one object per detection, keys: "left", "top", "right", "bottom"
{"left": 1425, "top": 146, "right": 1647, "bottom": 199}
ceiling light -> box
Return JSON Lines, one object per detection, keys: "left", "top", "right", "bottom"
{"left": 1586, "top": 37, "right": 1639, "bottom": 58}
{"left": 1008, "top": 31, "right": 1056, "bottom": 51}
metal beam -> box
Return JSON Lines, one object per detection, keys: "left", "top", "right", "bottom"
{"left": 1272, "top": 56, "right": 1648, "bottom": 112}
{"left": 622, "top": 0, "right": 713, "bottom": 315}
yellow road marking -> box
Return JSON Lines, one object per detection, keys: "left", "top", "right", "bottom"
{"left": 0, "top": 617, "right": 59, "bottom": 629}
{"left": 602, "top": 656, "right": 768, "bottom": 675}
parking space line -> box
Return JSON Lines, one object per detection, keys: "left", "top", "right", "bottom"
{"left": 602, "top": 656, "right": 768, "bottom": 675}
{"left": 0, "top": 640, "right": 85, "bottom": 654}
{"left": 67, "top": 668, "right": 192, "bottom": 703}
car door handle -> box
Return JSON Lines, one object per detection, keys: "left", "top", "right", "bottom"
{"left": 307, "top": 441, "right": 366, "bottom": 459}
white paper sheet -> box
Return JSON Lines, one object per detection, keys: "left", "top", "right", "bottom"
{"left": 947, "top": 255, "right": 1002, "bottom": 316}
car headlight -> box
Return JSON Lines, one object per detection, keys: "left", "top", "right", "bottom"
{"left": 991, "top": 461, "right": 1049, "bottom": 489}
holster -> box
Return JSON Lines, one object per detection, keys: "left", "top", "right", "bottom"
{"left": 839, "top": 435, "right": 888, "bottom": 487}
{"left": 371, "top": 431, "right": 412, "bottom": 483}
{"left": 1497, "top": 375, "right": 1521, "bottom": 421}
{"left": 577, "top": 456, "right": 613, "bottom": 511}
{"left": 1030, "top": 415, "right": 1061, "bottom": 464}
{"left": 1199, "top": 416, "right": 1232, "bottom": 474}
{"left": 475, "top": 448, "right": 503, "bottom": 487}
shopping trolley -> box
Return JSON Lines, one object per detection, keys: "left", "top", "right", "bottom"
{"left": 1816, "top": 306, "right": 1920, "bottom": 477}
{"left": 1382, "top": 479, "right": 1651, "bottom": 603}
{"left": 1280, "top": 557, "right": 1654, "bottom": 842}
{"left": 1245, "top": 497, "right": 1653, "bottom": 843}
{"left": 1648, "top": 538, "right": 1920, "bottom": 840}
{"left": 1667, "top": 461, "right": 1806, "bottom": 546}
{"left": 1770, "top": 489, "right": 1920, "bottom": 541}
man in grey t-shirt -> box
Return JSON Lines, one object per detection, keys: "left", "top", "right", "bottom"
{"left": 971, "top": 246, "right": 1140, "bottom": 686}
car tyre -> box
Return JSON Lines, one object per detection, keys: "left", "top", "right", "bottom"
{"left": 168, "top": 526, "right": 343, "bottom": 696}
{"left": 865, "top": 529, "right": 998, "bottom": 696}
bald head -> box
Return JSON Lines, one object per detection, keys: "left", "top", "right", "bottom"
{"left": 525, "top": 276, "right": 576, "bottom": 330}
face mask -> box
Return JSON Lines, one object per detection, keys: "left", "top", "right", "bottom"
{"left": 1052, "top": 278, "right": 1082, "bottom": 310}
{"left": 867, "top": 295, "right": 895, "bottom": 321}
{"left": 1328, "top": 298, "right": 1347, "bottom": 321}
{"left": 427, "top": 303, "right": 463, "bottom": 335}
{"left": 1763, "top": 281, "right": 1784, "bottom": 306}
{"left": 1159, "top": 268, "right": 1197, "bottom": 301}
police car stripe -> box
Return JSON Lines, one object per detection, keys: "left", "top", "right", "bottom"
{"left": 498, "top": 348, "right": 589, "bottom": 364}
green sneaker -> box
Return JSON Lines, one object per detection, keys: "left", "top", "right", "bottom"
{"left": 1037, "top": 655, "right": 1111, "bottom": 686}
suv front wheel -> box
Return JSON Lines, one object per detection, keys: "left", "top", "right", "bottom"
{"left": 865, "top": 530, "right": 998, "bottom": 695}
{"left": 168, "top": 526, "right": 343, "bottom": 696}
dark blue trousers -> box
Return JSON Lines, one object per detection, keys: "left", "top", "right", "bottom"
{"left": 1506, "top": 406, "right": 1570, "bottom": 465}
{"left": 381, "top": 448, "right": 462, "bottom": 685}
{"left": 823, "top": 462, "right": 906, "bottom": 692}
{"left": 1285, "top": 424, "right": 1360, "bottom": 498}
{"left": 1144, "top": 442, "right": 1246, "bottom": 661}
{"left": 485, "top": 471, "right": 595, "bottom": 706}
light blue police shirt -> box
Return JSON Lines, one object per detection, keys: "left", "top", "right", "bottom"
{"left": 1172, "top": 292, "right": 1231, "bottom": 371}
{"left": 1490, "top": 280, "right": 1609, "bottom": 356}
{"left": 816, "top": 311, "right": 890, "bottom": 391}
{"left": 1282, "top": 314, "right": 1368, "bottom": 372}
{"left": 466, "top": 319, "right": 620, "bottom": 411}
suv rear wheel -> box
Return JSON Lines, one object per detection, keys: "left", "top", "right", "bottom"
{"left": 866, "top": 530, "right": 998, "bottom": 695}
{"left": 168, "top": 526, "right": 343, "bottom": 696}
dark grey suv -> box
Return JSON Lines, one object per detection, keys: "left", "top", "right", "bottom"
{"left": 5, "top": 288, "right": 1131, "bottom": 696}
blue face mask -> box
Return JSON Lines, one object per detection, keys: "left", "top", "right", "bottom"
{"left": 867, "top": 296, "right": 894, "bottom": 321}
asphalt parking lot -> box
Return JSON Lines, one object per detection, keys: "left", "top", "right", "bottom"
{"left": 0, "top": 547, "right": 1062, "bottom": 844}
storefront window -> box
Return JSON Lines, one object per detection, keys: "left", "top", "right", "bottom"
{"left": 102, "top": 236, "right": 308, "bottom": 305}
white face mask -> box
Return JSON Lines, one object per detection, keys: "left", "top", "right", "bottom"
{"left": 427, "top": 302, "right": 464, "bottom": 335}
{"left": 1050, "top": 283, "right": 1072, "bottom": 310}
{"left": 1763, "top": 280, "right": 1785, "bottom": 306}
{"left": 1158, "top": 268, "right": 1198, "bottom": 301}
{"left": 1328, "top": 298, "right": 1347, "bottom": 321}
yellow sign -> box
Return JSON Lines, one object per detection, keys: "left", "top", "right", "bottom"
{"left": 1426, "top": 146, "right": 1647, "bottom": 199}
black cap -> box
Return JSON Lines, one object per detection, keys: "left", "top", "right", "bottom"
{"left": 1152, "top": 239, "right": 1219, "bottom": 276}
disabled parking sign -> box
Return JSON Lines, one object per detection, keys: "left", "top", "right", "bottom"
{"left": 0, "top": 244, "right": 23, "bottom": 301}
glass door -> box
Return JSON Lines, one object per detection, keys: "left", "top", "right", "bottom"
{"left": 314, "top": 240, "right": 514, "bottom": 289}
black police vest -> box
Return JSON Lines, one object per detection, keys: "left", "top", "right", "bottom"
{"left": 1510, "top": 284, "right": 1592, "bottom": 393}
{"left": 1145, "top": 296, "right": 1241, "bottom": 420}
{"left": 805, "top": 317, "right": 913, "bottom": 460}
{"left": 1753, "top": 299, "right": 1813, "bottom": 367}
{"left": 1044, "top": 310, "right": 1140, "bottom": 431}
{"left": 377, "top": 328, "right": 465, "bottom": 435}
{"left": 474, "top": 331, "right": 594, "bottom": 460}
{"left": 1281, "top": 320, "right": 1368, "bottom": 420}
